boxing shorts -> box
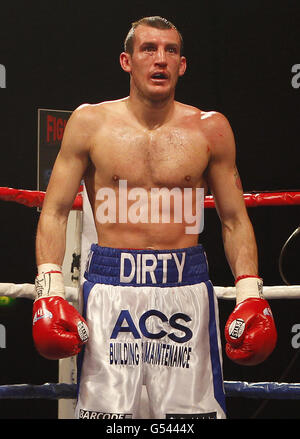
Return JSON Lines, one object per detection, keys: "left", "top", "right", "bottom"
{"left": 75, "top": 244, "right": 226, "bottom": 419}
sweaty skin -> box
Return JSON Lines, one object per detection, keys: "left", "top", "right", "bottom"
{"left": 36, "top": 25, "right": 258, "bottom": 280}
{"left": 84, "top": 99, "right": 210, "bottom": 249}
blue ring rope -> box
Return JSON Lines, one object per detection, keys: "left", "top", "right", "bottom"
{"left": 224, "top": 381, "right": 300, "bottom": 399}
{"left": 0, "top": 381, "right": 300, "bottom": 400}
{"left": 0, "top": 383, "right": 76, "bottom": 399}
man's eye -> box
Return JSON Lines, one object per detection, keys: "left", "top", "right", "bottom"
{"left": 144, "top": 46, "right": 155, "bottom": 52}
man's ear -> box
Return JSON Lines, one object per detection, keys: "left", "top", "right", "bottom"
{"left": 179, "top": 56, "right": 187, "bottom": 77}
{"left": 120, "top": 52, "right": 132, "bottom": 73}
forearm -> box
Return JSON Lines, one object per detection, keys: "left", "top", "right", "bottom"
{"left": 222, "top": 216, "right": 258, "bottom": 280}
{"left": 36, "top": 211, "right": 68, "bottom": 267}
{"left": 33, "top": 210, "right": 89, "bottom": 360}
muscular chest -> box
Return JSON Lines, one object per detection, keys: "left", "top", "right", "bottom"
{"left": 90, "top": 125, "right": 209, "bottom": 188}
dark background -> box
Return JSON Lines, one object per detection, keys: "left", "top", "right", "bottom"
{"left": 0, "top": 0, "right": 299, "bottom": 419}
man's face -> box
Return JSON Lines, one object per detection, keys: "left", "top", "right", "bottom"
{"left": 122, "top": 25, "right": 186, "bottom": 102}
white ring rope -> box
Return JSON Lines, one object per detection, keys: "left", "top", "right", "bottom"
{"left": 0, "top": 283, "right": 78, "bottom": 302}
{"left": 1, "top": 282, "right": 299, "bottom": 301}
{"left": 215, "top": 285, "right": 300, "bottom": 300}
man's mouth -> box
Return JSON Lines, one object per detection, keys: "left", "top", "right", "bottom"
{"left": 151, "top": 72, "right": 168, "bottom": 81}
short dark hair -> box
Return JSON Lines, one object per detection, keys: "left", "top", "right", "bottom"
{"left": 124, "top": 16, "right": 184, "bottom": 56}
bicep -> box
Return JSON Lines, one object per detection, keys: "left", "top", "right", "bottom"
{"left": 42, "top": 108, "right": 91, "bottom": 217}
{"left": 205, "top": 115, "right": 247, "bottom": 223}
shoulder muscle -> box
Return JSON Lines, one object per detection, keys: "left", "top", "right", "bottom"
{"left": 201, "top": 111, "right": 236, "bottom": 162}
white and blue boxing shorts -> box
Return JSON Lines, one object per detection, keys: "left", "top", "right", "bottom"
{"left": 75, "top": 244, "right": 226, "bottom": 419}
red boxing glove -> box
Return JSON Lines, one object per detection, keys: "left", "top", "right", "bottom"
{"left": 225, "top": 298, "right": 277, "bottom": 366}
{"left": 32, "top": 264, "right": 89, "bottom": 360}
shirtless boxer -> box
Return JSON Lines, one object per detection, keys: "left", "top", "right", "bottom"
{"left": 32, "top": 16, "right": 277, "bottom": 419}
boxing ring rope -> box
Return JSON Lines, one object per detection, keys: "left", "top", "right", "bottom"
{"left": 1, "top": 186, "right": 300, "bottom": 209}
{"left": 2, "top": 279, "right": 300, "bottom": 301}
{"left": 1, "top": 187, "right": 300, "bottom": 410}
{"left": 1, "top": 381, "right": 300, "bottom": 400}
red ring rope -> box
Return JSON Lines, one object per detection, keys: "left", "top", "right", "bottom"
{"left": 0, "top": 187, "right": 299, "bottom": 210}
{"left": 205, "top": 191, "right": 300, "bottom": 208}
{"left": 0, "top": 187, "right": 82, "bottom": 210}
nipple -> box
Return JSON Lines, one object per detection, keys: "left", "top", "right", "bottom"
{"left": 112, "top": 174, "right": 119, "bottom": 182}
{"left": 185, "top": 175, "right": 191, "bottom": 182}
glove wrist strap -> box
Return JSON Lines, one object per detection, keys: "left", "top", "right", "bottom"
{"left": 35, "top": 263, "right": 66, "bottom": 300}
{"left": 235, "top": 275, "right": 264, "bottom": 304}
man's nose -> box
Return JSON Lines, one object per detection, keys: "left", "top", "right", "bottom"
{"left": 154, "top": 48, "right": 167, "bottom": 65}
